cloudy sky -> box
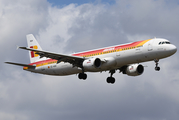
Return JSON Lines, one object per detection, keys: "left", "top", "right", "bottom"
{"left": 1, "top": 0, "right": 179, "bottom": 120}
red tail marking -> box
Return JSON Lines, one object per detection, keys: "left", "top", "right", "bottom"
{"left": 30, "top": 46, "right": 34, "bottom": 58}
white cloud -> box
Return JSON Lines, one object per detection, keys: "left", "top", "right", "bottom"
{"left": 1, "top": 0, "right": 179, "bottom": 120}
{"left": 36, "top": 4, "right": 80, "bottom": 53}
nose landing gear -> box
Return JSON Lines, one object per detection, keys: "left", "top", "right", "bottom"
{"left": 154, "top": 59, "right": 160, "bottom": 71}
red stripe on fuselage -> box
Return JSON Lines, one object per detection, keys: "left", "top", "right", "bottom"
{"left": 73, "top": 40, "right": 142, "bottom": 56}
{"left": 29, "top": 59, "right": 57, "bottom": 66}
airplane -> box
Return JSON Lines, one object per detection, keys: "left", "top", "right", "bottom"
{"left": 5, "top": 34, "right": 177, "bottom": 84}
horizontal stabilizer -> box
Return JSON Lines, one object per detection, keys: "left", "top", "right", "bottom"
{"left": 5, "top": 62, "right": 36, "bottom": 68}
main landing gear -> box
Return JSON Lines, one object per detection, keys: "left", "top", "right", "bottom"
{"left": 78, "top": 70, "right": 116, "bottom": 84}
{"left": 106, "top": 70, "right": 116, "bottom": 84}
{"left": 154, "top": 59, "right": 160, "bottom": 71}
{"left": 78, "top": 73, "right": 87, "bottom": 80}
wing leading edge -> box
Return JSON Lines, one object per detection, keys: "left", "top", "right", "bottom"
{"left": 19, "top": 47, "right": 85, "bottom": 68}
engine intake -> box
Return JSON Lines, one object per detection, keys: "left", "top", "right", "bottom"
{"left": 83, "top": 58, "right": 101, "bottom": 72}
{"left": 94, "top": 58, "right": 101, "bottom": 68}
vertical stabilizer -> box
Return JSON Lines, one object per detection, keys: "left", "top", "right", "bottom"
{"left": 26, "top": 34, "right": 42, "bottom": 63}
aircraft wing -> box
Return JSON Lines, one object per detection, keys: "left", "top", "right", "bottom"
{"left": 5, "top": 62, "right": 36, "bottom": 68}
{"left": 19, "top": 47, "right": 85, "bottom": 67}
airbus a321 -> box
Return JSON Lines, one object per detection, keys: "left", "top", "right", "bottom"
{"left": 5, "top": 34, "right": 177, "bottom": 84}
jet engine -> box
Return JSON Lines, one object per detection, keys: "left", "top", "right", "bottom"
{"left": 83, "top": 58, "right": 101, "bottom": 72}
{"left": 125, "top": 64, "right": 144, "bottom": 76}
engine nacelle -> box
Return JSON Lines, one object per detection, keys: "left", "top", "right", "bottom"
{"left": 83, "top": 58, "right": 101, "bottom": 72}
{"left": 125, "top": 64, "right": 144, "bottom": 76}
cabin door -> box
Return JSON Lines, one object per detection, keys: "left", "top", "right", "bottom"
{"left": 148, "top": 41, "right": 153, "bottom": 51}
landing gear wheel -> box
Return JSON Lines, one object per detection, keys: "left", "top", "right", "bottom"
{"left": 107, "top": 77, "right": 111, "bottom": 83}
{"left": 111, "top": 77, "right": 115, "bottom": 84}
{"left": 78, "top": 73, "right": 87, "bottom": 80}
{"left": 78, "top": 73, "right": 82, "bottom": 79}
{"left": 106, "top": 77, "right": 115, "bottom": 84}
{"left": 155, "top": 67, "right": 160, "bottom": 71}
{"left": 83, "top": 73, "right": 87, "bottom": 80}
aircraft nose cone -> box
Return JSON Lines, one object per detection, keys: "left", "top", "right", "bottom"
{"left": 170, "top": 44, "right": 177, "bottom": 54}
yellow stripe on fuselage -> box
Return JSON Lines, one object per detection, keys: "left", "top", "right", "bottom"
{"left": 137, "top": 39, "right": 151, "bottom": 46}
{"left": 35, "top": 61, "right": 57, "bottom": 68}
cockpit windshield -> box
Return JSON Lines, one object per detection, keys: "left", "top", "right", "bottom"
{"left": 159, "top": 41, "right": 171, "bottom": 45}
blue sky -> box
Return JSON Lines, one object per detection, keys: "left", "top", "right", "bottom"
{"left": 47, "top": 0, "right": 115, "bottom": 5}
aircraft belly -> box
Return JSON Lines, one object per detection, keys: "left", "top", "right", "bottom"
{"left": 28, "top": 63, "right": 81, "bottom": 76}
{"left": 52, "top": 63, "right": 81, "bottom": 76}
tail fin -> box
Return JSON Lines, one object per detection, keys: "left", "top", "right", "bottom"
{"left": 26, "top": 34, "right": 42, "bottom": 63}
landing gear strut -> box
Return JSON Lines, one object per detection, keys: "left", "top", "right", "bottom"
{"left": 154, "top": 59, "right": 160, "bottom": 71}
{"left": 106, "top": 70, "right": 116, "bottom": 84}
{"left": 78, "top": 73, "right": 87, "bottom": 80}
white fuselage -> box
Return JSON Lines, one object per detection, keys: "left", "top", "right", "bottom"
{"left": 26, "top": 38, "right": 177, "bottom": 76}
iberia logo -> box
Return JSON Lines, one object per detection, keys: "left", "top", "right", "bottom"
{"left": 30, "top": 45, "right": 39, "bottom": 58}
